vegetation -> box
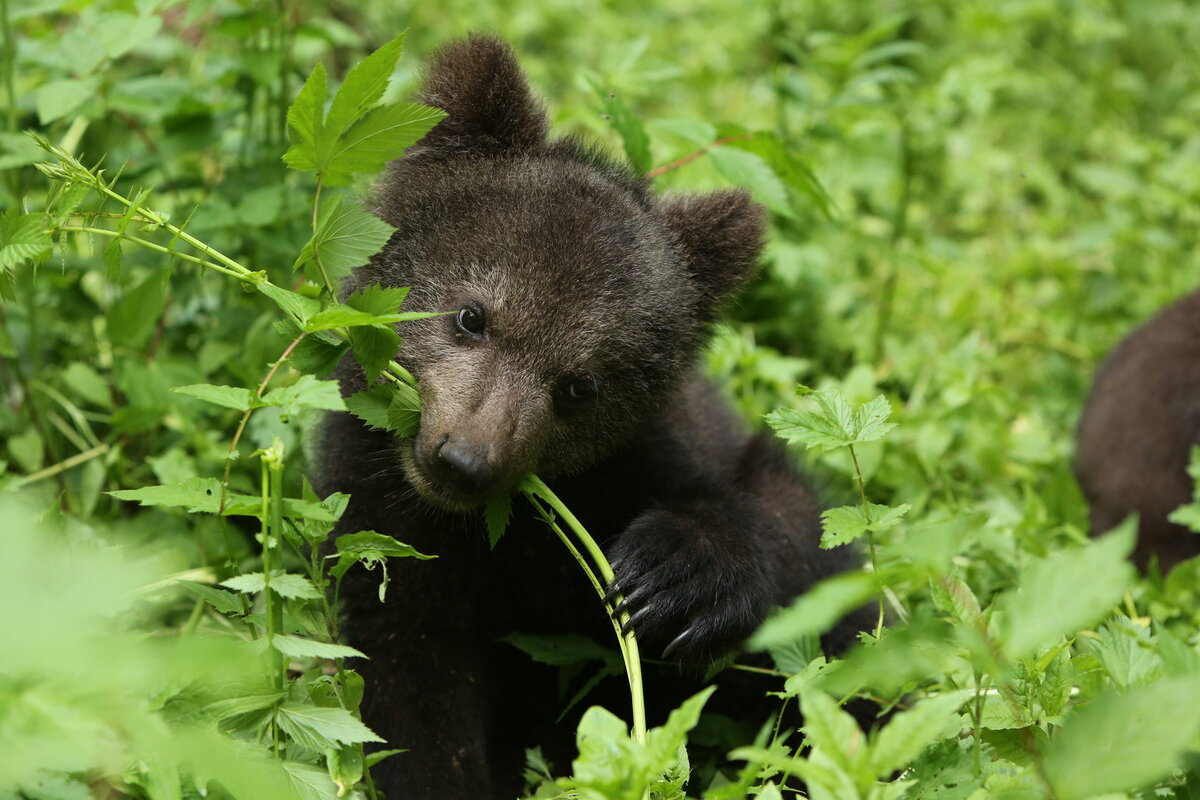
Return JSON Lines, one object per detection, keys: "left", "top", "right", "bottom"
{"left": 3, "top": 1, "right": 1200, "bottom": 799}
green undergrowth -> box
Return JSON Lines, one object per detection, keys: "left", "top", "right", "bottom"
{"left": 4, "top": 2, "right": 1200, "bottom": 799}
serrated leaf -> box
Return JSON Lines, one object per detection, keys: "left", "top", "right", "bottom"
{"left": 325, "top": 33, "right": 406, "bottom": 136}
{"left": 321, "top": 102, "right": 447, "bottom": 185}
{"left": 709, "top": 145, "right": 794, "bottom": 219}
{"left": 869, "top": 690, "right": 972, "bottom": 777}
{"left": 275, "top": 703, "right": 384, "bottom": 752}
{"left": 797, "top": 685, "right": 865, "bottom": 774}
{"left": 171, "top": 384, "right": 256, "bottom": 412}
{"left": 282, "top": 63, "right": 329, "bottom": 172}
{"left": 109, "top": 477, "right": 222, "bottom": 514}
{"left": 485, "top": 492, "right": 512, "bottom": 548}
{"left": 260, "top": 375, "right": 347, "bottom": 414}
{"left": 348, "top": 324, "right": 400, "bottom": 383}
{"left": 177, "top": 580, "right": 245, "bottom": 615}
{"left": 271, "top": 636, "right": 366, "bottom": 660}
{"left": 334, "top": 531, "right": 434, "bottom": 563}
{"left": 282, "top": 761, "right": 342, "bottom": 800}
{"left": 387, "top": 379, "right": 421, "bottom": 436}
{"left": 302, "top": 305, "right": 430, "bottom": 332}
{"left": 108, "top": 268, "right": 168, "bottom": 349}
{"left": 257, "top": 282, "right": 322, "bottom": 324}
{"left": 267, "top": 573, "right": 322, "bottom": 599}
{"left": 104, "top": 237, "right": 122, "bottom": 282}
{"left": 749, "top": 571, "right": 876, "bottom": 649}
{"left": 820, "top": 502, "right": 910, "bottom": 548}
{"left": 347, "top": 284, "right": 410, "bottom": 317}
{"left": 853, "top": 395, "right": 897, "bottom": 444}
{"left": 1044, "top": 677, "right": 1200, "bottom": 800}
{"left": 221, "top": 573, "right": 266, "bottom": 594}
{"left": 0, "top": 210, "right": 53, "bottom": 270}
{"left": 294, "top": 194, "right": 396, "bottom": 285}
{"left": 345, "top": 385, "right": 396, "bottom": 430}
{"left": 998, "top": 525, "right": 1135, "bottom": 659}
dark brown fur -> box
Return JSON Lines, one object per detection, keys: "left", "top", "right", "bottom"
{"left": 1076, "top": 288, "right": 1200, "bottom": 571}
{"left": 314, "top": 35, "right": 865, "bottom": 799}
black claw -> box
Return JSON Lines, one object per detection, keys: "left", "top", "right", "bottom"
{"left": 621, "top": 604, "right": 653, "bottom": 637}
{"left": 661, "top": 622, "right": 699, "bottom": 660}
{"left": 603, "top": 583, "right": 622, "bottom": 604}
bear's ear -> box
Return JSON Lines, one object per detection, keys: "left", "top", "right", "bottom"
{"left": 660, "top": 190, "right": 766, "bottom": 314}
{"left": 414, "top": 34, "right": 548, "bottom": 156}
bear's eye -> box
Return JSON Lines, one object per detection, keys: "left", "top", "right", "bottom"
{"left": 561, "top": 373, "right": 599, "bottom": 402}
{"left": 455, "top": 304, "right": 486, "bottom": 338}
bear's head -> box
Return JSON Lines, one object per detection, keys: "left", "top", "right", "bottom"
{"left": 349, "top": 35, "right": 765, "bottom": 510}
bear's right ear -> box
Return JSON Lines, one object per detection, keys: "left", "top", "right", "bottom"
{"left": 660, "top": 189, "right": 766, "bottom": 318}
{"left": 414, "top": 34, "right": 548, "bottom": 156}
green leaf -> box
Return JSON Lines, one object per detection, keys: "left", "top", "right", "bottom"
{"left": 797, "top": 685, "right": 866, "bottom": 775}
{"left": 819, "top": 502, "right": 910, "bottom": 548}
{"left": 348, "top": 324, "right": 401, "bottom": 383}
{"left": 257, "top": 282, "right": 322, "bottom": 324}
{"left": 275, "top": 703, "right": 384, "bottom": 751}
{"left": 8, "top": 428, "right": 44, "bottom": 473}
{"left": 177, "top": 580, "right": 245, "bottom": 615}
{"left": 997, "top": 525, "right": 1135, "bottom": 659}
{"left": 334, "top": 531, "right": 434, "bottom": 565}
{"left": 324, "top": 33, "right": 407, "bottom": 136}
{"left": 767, "top": 389, "right": 896, "bottom": 454}
{"left": 293, "top": 194, "right": 396, "bottom": 285}
{"left": 260, "top": 375, "right": 348, "bottom": 414}
{"left": 322, "top": 101, "right": 446, "bottom": 185}
{"left": 109, "top": 477, "right": 222, "bottom": 514}
{"left": 347, "top": 284, "right": 410, "bottom": 317}
{"left": 709, "top": 145, "right": 794, "bottom": 219}
{"left": 0, "top": 210, "right": 53, "bottom": 271}
{"left": 868, "top": 690, "right": 972, "bottom": 777}
{"left": 303, "top": 304, "right": 437, "bottom": 332}
{"left": 853, "top": 395, "right": 897, "bottom": 445}
{"left": 171, "top": 384, "right": 256, "bottom": 412}
{"left": 220, "top": 573, "right": 266, "bottom": 594}
{"left": 267, "top": 573, "right": 322, "bottom": 599}
{"left": 61, "top": 363, "right": 111, "bottom": 409}
{"left": 1044, "top": 677, "right": 1200, "bottom": 800}
{"left": 594, "top": 82, "right": 652, "bottom": 174}
{"left": 271, "top": 636, "right": 366, "bottom": 660}
{"left": 281, "top": 761, "right": 342, "bottom": 800}
{"left": 92, "top": 11, "right": 162, "bottom": 59}
{"left": 345, "top": 385, "right": 395, "bottom": 430}
{"left": 387, "top": 380, "right": 421, "bottom": 436}
{"left": 108, "top": 268, "right": 169, "bottom": 349}
{"left": 499, "top": 633, "right": 616, "bottom": 667}
{"left": 282, "top": 63, "right": 329, "bottom": 172}
{"left": 749, "top": 571, "right": 876, "bottom": 649}
{"left": 35, "top": 78, "right": 99, "bottom": 124}
{"left": 485, "top": 492, "right": 512, "bottom": 548}
{"left": 103, "top": 238, "right": 122, "bottom": 282}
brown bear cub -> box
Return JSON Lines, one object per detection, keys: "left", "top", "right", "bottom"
{"left": 314, "top": 35, "right": 862, "bottom": 799}
{"left": 1076, "top": 288, "right": 1200, "bottom": 571}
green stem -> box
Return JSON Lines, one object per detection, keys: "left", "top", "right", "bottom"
{"left": 847, "top": 444, "right": 885, "bottom": 638}
{"left": 519, "top": 474, "right": 647, "bottom": 744}
{"left": 53, "top": 226, "right": 254, "bottom": 282}
{"left": 8, "top": 443, "right": 109, "bottom": 488}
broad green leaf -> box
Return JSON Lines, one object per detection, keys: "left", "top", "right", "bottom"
{"left": 109, "top": 477, "right": 222, "bottom": 514}
{"left": 1044, "top": 677, "right": 1200, "bottom": 800}
{"left": 222, "top": 495, "right": 339, "bottom": 521}
{"left": 267, "top": 573, "right": 322, "bottom": 599}
{"left": 261, "top": 375, "right": 347, "bottom": 414}
{"left": 8, "top": 428, "right": 44, "bottom": 473}
{"left": 108, "top": 268, "right": 169, "bottom": 349}
{"left": 275, "top": 703, "right": 384, "bottom": 752}
{"left": 302, "top": 305, "right": 437, "bottom": 332}
{"left": 853, "top": 395, "right": 897, "bottom": 444}
{"left": 0, "top": 132, "right": 44, "bottom": 171}
{"left": 334, "top": 531, "right": 434, "bottom": 564}
{"left": 345, "top": 385, "right": 396, "bottom": 430}
{"left": 281, "top": 761, "right": 342, "bottom": 800}
{"left": 91, "top": 11, "right": 162, "bottom": 59}
{"left": 0, "top": 210, "right": 53, "bottom": 271}
{"left": 271, "top": 636, "right": 366, "bottom": 660}
{"left": 257, "top": 282, "right": 322, "bottom": 324}
{"left": 868, "top": 690, "right": 972, "bottom": 777}
{"left": 325, "top": 33, "right": 407, "bottom": 136}
{"left": 171, "top": 384, "right": 255, "bottom": 412}
{"left": 998, "top": 525, "right": 1135, "bottom": 659}
{"left": 797, "top": 685, "right": 865, "bottom": 775}
{"left": 709, "top": 145, "right": 794, "bottom": 219}
{"left": 387, "top": 380, "right": 422, "bottom": 436}
{"left": 749, "top": 571, "right": 876, "bottom": 649}
{"left": 61, "top": 363, "right": 111, "bottom": 409}
{"left": 499, "top": 633, "right": 616, "bottom": 667}
{"left": 177, "top": 580, "right": 245, "bottom": 615}
{"left": 820, "top": 502, "right": 911, "bottom": 548}
{"left": 348, "top": 324, "right": 401, "bottom": 383}
{"left": 36, "top": 78, "right": 98, "bottom": 124}
{"left": 485, "top": 492, "right": 512, "bottom": 548}
{"left": 220, "top": 573, "right": 266, "bottom": 594}
{"left": 321, "top": 102, "right": 447, "bottom": 185}
{"left": 293, "top": 194, "right": 396, "bottom": 285}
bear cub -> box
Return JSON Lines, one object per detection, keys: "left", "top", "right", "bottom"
{"left": 315, "top": 35, "right": 862, "bottom": 800}
{"left": 1076, "top": 288, "right": 1200, "bottom": 571}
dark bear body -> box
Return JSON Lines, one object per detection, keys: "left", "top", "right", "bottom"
{"left": 1076, "top": 288, "right": 1200, "bottom": 571}
{"left": 314, "top": 36, "right": 864, "bottom": 799}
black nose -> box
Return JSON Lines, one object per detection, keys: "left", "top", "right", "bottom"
{"left": 434, "top": 438, "right": 497, "bottom": 494}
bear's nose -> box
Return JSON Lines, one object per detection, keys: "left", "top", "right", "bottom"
{"left": 435, "top": 438, "right": 498, "bottom": 494}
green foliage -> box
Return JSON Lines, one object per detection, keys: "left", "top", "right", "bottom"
{"left": 6, "top": 1, "right": 1200, "bottom": 798}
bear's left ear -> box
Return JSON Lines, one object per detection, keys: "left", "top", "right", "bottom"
{"left": 413, "top": 34, "right": 548, "bottom": 157}
{"left": 660, "top": 189, "right": 766, "bottom": 316}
